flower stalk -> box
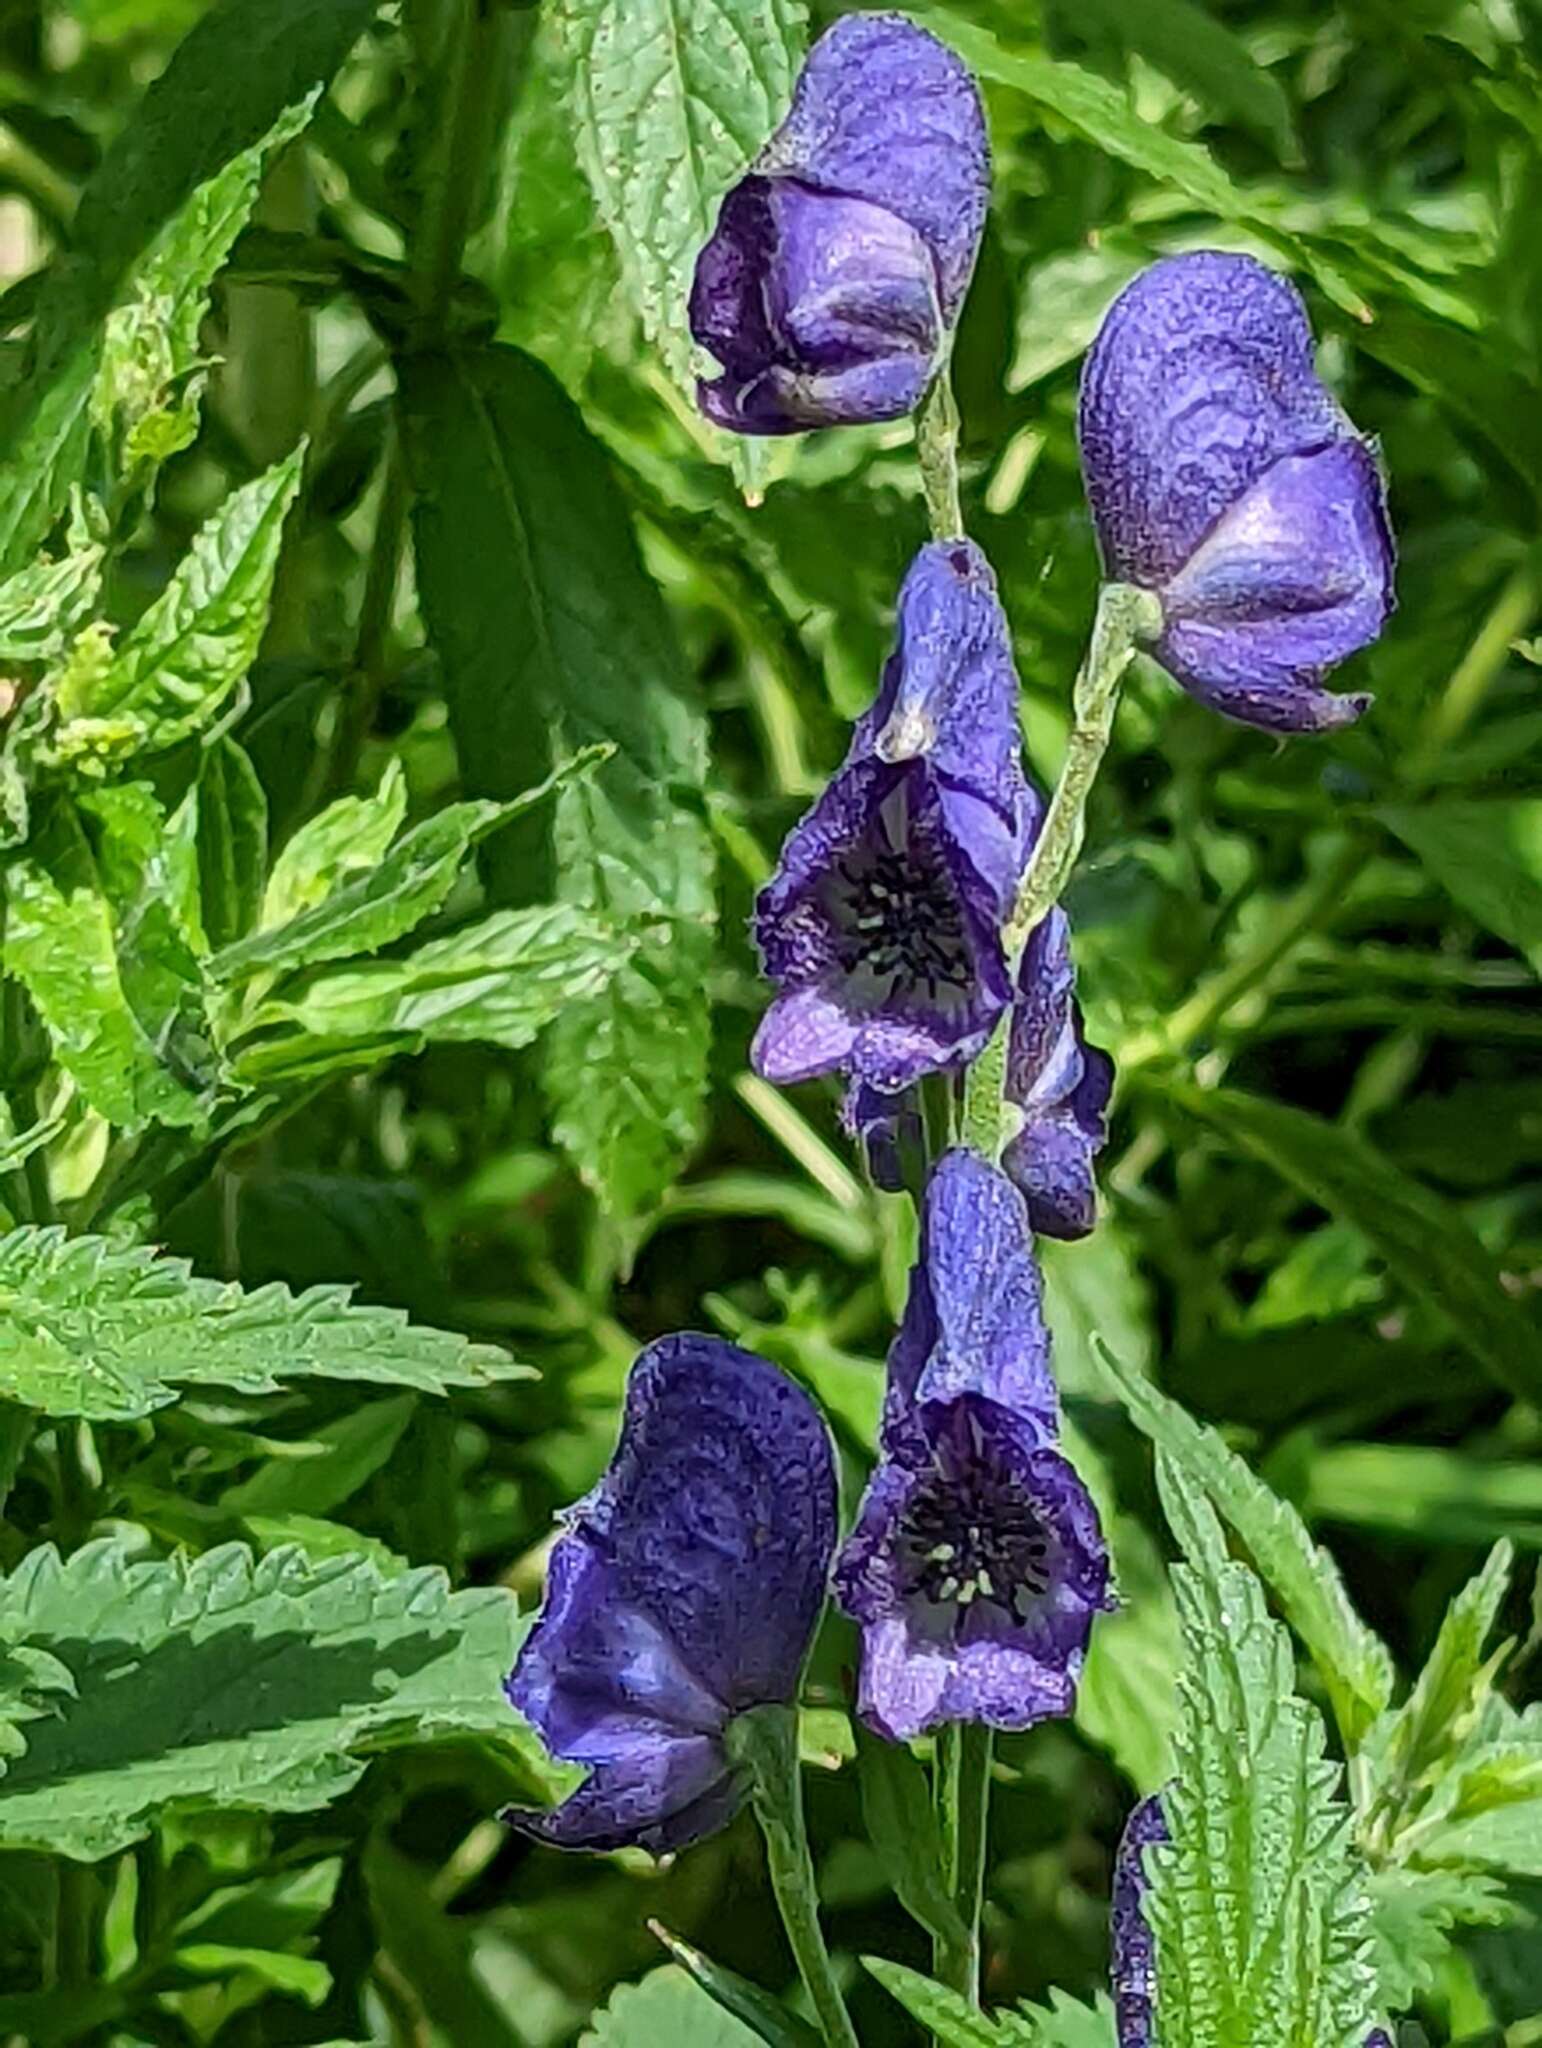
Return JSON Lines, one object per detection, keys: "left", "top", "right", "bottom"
{"left": 934, "top": 1720, "right": 992, "bottom": 2006}
{"left": 727, "top": 1705, "right": 862, "bottom": 2048}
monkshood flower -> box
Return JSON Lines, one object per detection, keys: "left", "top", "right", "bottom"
{"left": 753, "top": 539, "right": 1034, "bottom": 1095}
{"left": 1079, "top": 251, "right": 1394, "bottom": 734}
{"left": 1002, "top": 907, "right": 1114, "bottom": 1240}
{"left": 834, "top": 1150, "right": 1113, "bottom": 1740}
{"left": 688, "top": 14, "right": 988, "bottom": 432}
{"left": 843, "top": 1079, "right": 923, "bottom": 1194}
{"left": 1110, "top": 1792, "right": 1394, "bottom": 2048}
{"left": 505, "top": 1334, "right": 836, "bottom": 1854}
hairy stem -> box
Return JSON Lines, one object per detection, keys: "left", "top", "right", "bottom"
{"left": 916, "top": 371, "right": 964, "bottom": 542}
{"left": 728, "top": 1707, "right": 860, "bottom": 2048}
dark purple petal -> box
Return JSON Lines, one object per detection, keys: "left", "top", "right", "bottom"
{"left": 505, "top": 1336, "right": 836, "bottom": 1854}
{"left": 1078, "top": 251, "right": 1393, "bottom": 733}
{"left": 753, "top": 542, "right": 1032, "bottom": 1095}
{"left": 504, "top": 1732, "right": 737, "bottom": 1856}
{"left": 883, "top": 1148, "right": 1057, "bottom": 1428}
{"left": 1111, "top": 1793, "right": 1169, "bottom": 2048}
{"left": 690, "top": 14, "right": 987, "bottom": 433}
{"left": 835, "top": 1390, "right": 1113, "bottom": 1741}
{"left": 844, "top": 1080, "right": 923, "bottom": 1193}
{"left": 1001, "top": 909, "right": 1113, "bottom": 1240}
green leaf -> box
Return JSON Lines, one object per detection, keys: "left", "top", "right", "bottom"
{"left": 1366, "top": 1542, "right": 1513, "bottom": 1800}
{"left": 1404, "top": 1705, "right": 1542, "bottom": 1878}
{"left": 196, "top": 738, "right": 269, "bottom": 952}
{"left": 1166, "top": 1084, "right": 1542, "bottom": 1410}
{"left": 582, "top": 1966, "right": 765, "bottom": 2047}
{"left": 0, "top": 1224, "right": 527, "bottom": 1420}
{"left": 0, "top": 538, "right": 103, "bottom": 663}
{"left": 52, "top": 444, "right": 304, "bottom": 763}
{"left": 1098, "top": 1338, "right": 1394, "bottom": 1748}
{"left": 364, "top": 1835, "right": 531, "bottom": 2048}
{"left": 261, "top": 758, "right": 407, "bottom": 932}
{"left": 2, "top": 793, "right": 208, "bottom": 1130}
{"left": 1007, "top": 1990, "right": 1117, "bottom": 2048}
{"left": 554, "top": 0, "right": 803, "bottom": 467}
{"left": 1147, "top": 1547, "right": 1378, "bottom": 2048}
{"left": 221, "top": 1393, "right": 418, "bottom": 1517}
{"left": 862, "top": 1957, "right": 1000, "bottom": 2048}
{"left": 1299, "top": 1441, "right": 1542, "bottom": 1548}
{"left": 212, "top": 752, "right": 598, "bottom": 985}
{"left": 1049, "top": 0, "right": 1296, "bottom": 155}
{"left": 401, "top": 344, "right": 715, "bottom": 1225}
{"left": 0, "top": 1540, "right": 563, "bottom": 1859}
{"left": 649, "top": 1924, "right": 824, "bottom": 2048}
{"left": 1366, "top": 1867, "right": 1515, "bottom": 2010}
{"left": 93, "top": 97, "right": 317, "bottom": 470}
{"left": 0, "top": 345, "right": 95, "bottom": 580}
{"left": 252, "top": 903, "right": 622, "bottom": 1050}
{"left": 857, "top": 1729, "right": 968, "bottom": 1950}
{"left": 4, "top": 0, "right": 378, "bottom": 447}
{"left": 0, "top": 1116, "right": 64, "bottom": 1179}
{"left": 1378, "top": 800, "right": 1542, "bottom": 976}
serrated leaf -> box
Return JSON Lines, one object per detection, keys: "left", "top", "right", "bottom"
{"left": 0, "top": 540, "right": 103, "bottom": 663}
{"left": 93, "top": 97, "right": 317, "bottom": 468}
{"left": 401, "top": 345, "right": 715, "bottom": 1225}
{"left": 2, "top": 793, "right": 208, "bottom": 1130}
{"left": 1165, "top": 1084, "right": 1542, "bottom": 1411}
{"left": 1149, "top": 1550, "right": 1378, "bottom": 2048}
{"left": 554, "top": 0, "right": 803, "bottom": 481}
{"left": 251, "top": 903, "right": 622, "bottom": 1051}
{"left": 0, "top": 1225, "right": 527, "bottom": 1420}
{"left": 1403, "top": 1701, "right": 1542, "bottom": 1878}
{"left": 581, "top": 1967, "right": 773, "bottom": 2048}
{"left": 261, "top": 758, "right": 407, "bottom": 933}
{"left": 1366, "top": 1867, "right": 1515, "bottom": 2010}
{"left": 0, "top": 1540, "right": 562, "bottom": 1859}
{"left": 196, "top": 738, "right": 269, "bottom": 951}
{"left": 1006, "top": 1989, "right": 1118, "bottom": 2048}
{"left": 1100, "top": 1339, "right": 1394, "bottom": 1748}
{"left": 1378, "top": 800, "right": 1542, "bottom": 977}
{"left": 862, "top": 1957, "right": 1000, "bottom": 2047}
{"left": 1366, "top": 1542, "right": 1513, "bottom": 1806}
{"left": 0, "top": 346, "right": 95, "bottom": 580}
{"left": 212, "top": 751, "right": 600, "bottom": 985}
{"left": 857, "top": 1729, "right": 968, "bottom": 1950}
{"left": 52, "top": 445, "right": 304, "bottom": 763}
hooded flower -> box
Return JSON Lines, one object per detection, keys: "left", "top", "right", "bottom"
{"left": 753, "top": 539, "right": 1034, "bottom": 1096}
{"left": 834, "top": 1150, "right": 1113, "bottom": 1740}
{"left": 843, "top": 1079, "right": 925, "bottom": 1194}
{"left": 689, "top": 14, "right": 989, "bottom": 433}
{"left": 1110, "top": 1792, "right": 1393, "bottom": 2048}
{"left": 505, "top": 1334, "right": 836, "bottom": 1854}
{"left": 1079, "top": 251, "right": 1394, "bottom": 734}
{"left": 1002, "top": 908, "right": 1114, "bottom": 1240}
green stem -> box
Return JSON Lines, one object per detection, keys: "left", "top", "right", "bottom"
{"left": 963, "top": 583, "right": 1159, "bottom": 1155}
{"left": 407, "top": 0, "right": 514, "bottom": 332}
{"left": 932, "top": 1723, "right": 992, "bottom": 2010}
{"left": 916, "top": 371, "right": 964, "bottom": 541}
{"left": 727, "top": 1706, "right": 860, "bottom": 2048}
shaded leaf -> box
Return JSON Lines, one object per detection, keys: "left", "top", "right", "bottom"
{"left": 857, "top": 1730, "right": 968, "bottom": 1950}
{"left": 1378, "top": 800, "right": 1542, "bottom": 976}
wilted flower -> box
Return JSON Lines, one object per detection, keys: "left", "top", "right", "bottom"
{"left": 834, "top": 1150, "right": 1112, "bottom": 1740}
{"left": 505, "top": 1334, "right": 836, "bottom": 1854}
{"left": 1079, "top": 251, "right": 1394, "bottom": 733}
{"left": 753, "top": 540, "right": 1033, "bottom": 1096}
{"left": 689, "top": 14, "right": 988, "bottom": 432}
{"left": 1110, "top": 1792, "right": 1393, "bottom": 2048}
{"left": 1002, "top": 907, "right": 1113, "bottom": 1240}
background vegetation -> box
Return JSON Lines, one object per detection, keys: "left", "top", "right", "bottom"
{"left": 0, "top": 0, "right": 1539, "bottom": 2042}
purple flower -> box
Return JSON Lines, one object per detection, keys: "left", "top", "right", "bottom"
{"left": 505, "top": 1334, "right": 836, "bottom": 1854}
{"left": 753, "top": 540, "right": 1034, "bottom": 1096}
{"left": 844, "top": 1079, "right": 924, "bottom": 1194}
{"left": 1079, "top": 252, "right": 1394, "bottom": 734}
{"left": 1111, "top": 1792, "right": 1393, "bottom": 2048}
{"left": 689, "top": 14, "right": 988, "bottom": 433}
{"left": 834, "top": 1150, "right": 1112, "bottom": 1741}
{"left": 1002, "top": 908, "right": 1113, "bottom": 1240}
{"left": 1111, "top": 1794, "right": 1169, "bottom": 2048}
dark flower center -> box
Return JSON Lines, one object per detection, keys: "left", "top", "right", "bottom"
{"left": 897, "top": 1455, "right": 1053, "bottom": 1621}
{"left": 829, "top": 784, "right": 973, "bottom": 1002}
